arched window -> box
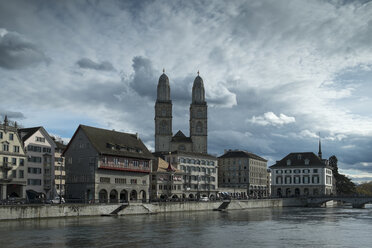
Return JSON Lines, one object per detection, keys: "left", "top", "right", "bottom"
{"left": 160, "top": 120, "right": 168, "bottom": 134}
{"left": 196, "top": 122, "right": 203, "bottom": 133}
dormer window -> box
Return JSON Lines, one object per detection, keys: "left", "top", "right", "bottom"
{"left": 304, "top": 159, "right": 310, "bottom": 165}
{"left": 297, "top": 154, "right": 302, "bottom": 160}
{"left": 287, "top": 159, "right": 291, "bottom": 165}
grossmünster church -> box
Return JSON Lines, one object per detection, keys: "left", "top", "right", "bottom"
{"left": 155, "top": 71, "right": 208, "bottom": 154}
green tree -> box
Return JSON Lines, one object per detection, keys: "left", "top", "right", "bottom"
{"left": 329, "top": 155, "right": 356, "bottom": 195}
{"left": 356, "top": 181, "right": 372, "bottom": 196}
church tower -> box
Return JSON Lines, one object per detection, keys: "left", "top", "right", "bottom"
{"left": 155, "top": 70, "right": 172, "bottom": 152}
{"left": 190, "top": 72, "right": 207, "bottom": 153}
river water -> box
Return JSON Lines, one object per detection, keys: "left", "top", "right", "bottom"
{"left": 0, "top": 206, "right": 372, "bottom": 248}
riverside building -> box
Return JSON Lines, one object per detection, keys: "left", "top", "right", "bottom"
{"left": 218, "top": 150, "right": 269, "bottom": 198}
{"left": 150, "top": 157, "right": 183, "bottom": 200}
{"left": 18, "top": 127, "right": 56, "bottom": 199}
{"left": 64, "top": 125, "right": 153, "bottom": 203}
{"left": 52, "top": 138, "right": 66, "bottom": 198}
{"left": 0, "top": 116, "right": 27, "bottom": 200}
{"left": 270, "top": 142, "right": 333, "bottom": 197}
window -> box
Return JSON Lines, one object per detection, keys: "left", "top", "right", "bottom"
{"left": 313, "top": 169, "right": 318, "bottom": 173}
{"left": 285, "top": 170, "right": 292, "bottom": 173}
{"left": 130, "top": 179, "right": 137, "bottom": 184}
{"left": 294, "top": 169, "right": 301, "bottom": 173}
{"left": 19, "top": 159, "right": 24, "bottom": 166}
{"left": 3, "top": 143, "right": 9, "bottom": 152}
{"left": 133, "top": 161, "right": 139, "bottom": 167}
{"left": 42, "top": 147, "right": 51, "bottom": 153}
{"left": 294, "top": 176, "right": 301, "bottom": 184}
{"left": 27, "top": 179, "right": 42, "bottom": 185}
{"left": 312, "top": 176, "right": 319, "bottom": 184}
{"left": 36, "top": 137, "right": 45, "bottom": 142}
{"left": 196, "top": 122, "right": 203, "bottom": 133}
{"left": 0, "top": 132, "right": 2, "bottom": 139}
{"left": 9, "top": 133, "right": 14, "bottom": 140}
{"left": 19, "top": 170, "right": 24, "bottom": 178}
{"left": 12, "top": 158, "right": 16, "bottom": 165}
{"left": 286, "top": 160, "right": 291, "bottom": 165}
{"left": 27, "top": 167, "right": 42, "bottom": 174}
{"left": 276, "top": 176, "right": 282, "bottom": 184}
{"left": 285, "top": 176, "right": 292, "bottom": 184}
{"left": 142, "top": 180, "right": 147, "bottom": 185}
{"left": 100, "top": 177, "right": 110, "bottom": 183}
{"left": 302, "top": 169, "right": 310, "bottom": 173}
{"left": 303, "top": 176, "right": 310, "bottom": 184}
{"left": 28, "top": 145, "right": 41, "bottom": 152}
{"left": 13, "top": 146, "right": 20, "bottom": 153}
{"left": 115, "top": 178, "right": 126, "bottom": 184}
{"left": 28, "top": 156, "right": 42, "bottom": 163}
{"left": 114, "top": 158, "right": 119, "bottom": 165}
{"left": 304, "top": 159, "right": 310, "bottom": 165}
{"left": 12, "top": 170, "right": 16, "bottom": 178}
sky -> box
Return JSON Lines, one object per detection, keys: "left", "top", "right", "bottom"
{"left": 1, "top": 0, "right": 372, "bottom": 183}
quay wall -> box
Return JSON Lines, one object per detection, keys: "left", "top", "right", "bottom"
{"left": 0, "top": 198, "right": 305, "bottom": 220}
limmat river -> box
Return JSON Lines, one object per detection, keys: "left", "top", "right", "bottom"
{"left": 0, "top": 206, "right": 372, "bottom": 248}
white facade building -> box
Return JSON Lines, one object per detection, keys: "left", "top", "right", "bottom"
{"left": 270, "top": 152, "right": 333, "bottom": 197}
{"left": 19, "top": 127, "right": 56, "bottom": 199}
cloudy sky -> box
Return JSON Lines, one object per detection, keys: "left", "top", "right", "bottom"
{"left": 1, "top": 0, "right": 372, "bottom": 182}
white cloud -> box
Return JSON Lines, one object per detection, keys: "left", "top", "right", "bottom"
{"left": 249, "top": 112, "right": 295, "bottom": 126}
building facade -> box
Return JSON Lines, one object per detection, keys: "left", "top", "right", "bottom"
{"left": 150, "top": 157, "right": 184, "bottom": 200}
{"left": 155, "top": 71, "right": 207, "bottom": 154}
{"left": 0, "top": 116, "right": 27, "bottom": 200}
{"left": 19, "top": 127, "right": 56, "bottom": 199}
{"left": 218, "top": 150, "right": 269, "bottom": 198}
{"left": 52, "top": 138, "right": 66, "bottom": 198}
{"left": 64, "top": 125, "right": 153, "bottom": 203}
{"left": 270, "top": 150, "right": 333, "bottom": 197}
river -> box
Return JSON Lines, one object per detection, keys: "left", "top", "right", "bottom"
{"left": 0, "top": 206, "right": 371, "bottom": 248}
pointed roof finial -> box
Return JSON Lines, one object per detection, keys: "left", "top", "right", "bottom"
{"left": 4, "top": 115, "right": 8, "bottom": 125}
{"left": 14, "top": 121, "right": 18, "bottom": 129}
{"left": 197, "top": 70, "right": 199, "bottom": 76}
{"left": 318, "top": 132, "right": 322, "bottom": 160}
{"left": 163, "top": 68, "right": 165, "bottom": 74}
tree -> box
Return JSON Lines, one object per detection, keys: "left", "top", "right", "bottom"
{"left": 329, "top": 155, "right": 356, "bottom": 195}
{"left": 356, "top": 181, "right": 372, "bottom": 196}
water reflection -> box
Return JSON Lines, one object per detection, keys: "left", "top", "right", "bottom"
{"left": 0, "top": 207, "right": 372, "bottom": 248}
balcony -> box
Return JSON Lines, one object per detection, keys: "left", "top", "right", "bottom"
{"left": 0, "top": 162, "right": 13, "bottom": 171}
{"left": 99, "top": 161, "right": 151, "bottom": 173}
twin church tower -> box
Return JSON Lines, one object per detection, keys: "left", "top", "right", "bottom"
{"left": 155, "top": 71, "right": 208, "bottom": 154}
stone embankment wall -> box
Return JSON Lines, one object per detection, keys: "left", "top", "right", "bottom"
{"left": 0, "top": 198, "right": 305, "bottom": 220}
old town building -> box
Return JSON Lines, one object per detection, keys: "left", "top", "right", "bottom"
{"left": 218, "top": 150, "right": 269, "bottom": 198}
{"left": 150, "top": 157, "right": 183, "bottom": 200}
{"left": 0, "top": 116, "right": 27, "bottom": 200}
{"left": 270, "top": 143, "right": 333, "bottom": 197}
{"left": 64, "top": 125, "right": 153, "bottom": 203}
{"left": 52, "top": 137, "right": 66, "bottom": 198}
{"left": 19, "top": 127, "right": 56, "bottom": 199}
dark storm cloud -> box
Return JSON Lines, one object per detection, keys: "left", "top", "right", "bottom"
{"left": 76, "top": 58, "right": 115, "bottom": 71}
{"left": 127, "top": 56, "right": 192, "bottom": 102}
{"left": 0, "top": 31, "right": 49, "bottom": 70}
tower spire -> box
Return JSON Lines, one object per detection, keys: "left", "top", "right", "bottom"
{"left": 318, "top": 132, "right": 322, "bottom": 159}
